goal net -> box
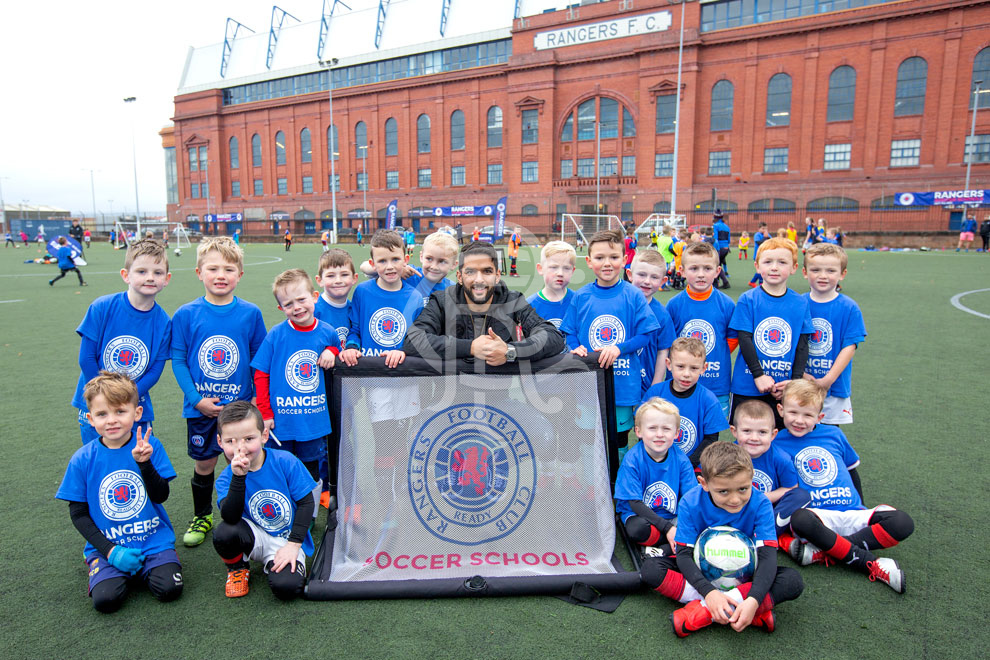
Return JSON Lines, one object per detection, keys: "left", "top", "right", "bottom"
{"left": 113, "top": 220, "right": 171, "bottom": 249}
{"left": 172, "top": 223, "right": 192, "bottom": 249}
{"left": 635, "top": 213, "right": 687, "bottom": 237}
{"left": 560, "top": 214, "right": 622, "bottom": 247}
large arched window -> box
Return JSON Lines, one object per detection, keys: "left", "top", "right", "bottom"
{"left": 355, "top": 121, "right": 367, "bottom": 150}
{"left": 487, "top": 106, "right": 502, "bottom": 148}
{"left": 895, "top": 57, "right": 927, "bottom": 116}
{"left": 327, "top": 124, "right": 338, "bottom": 160}
{"left": 561, "top": 115, "right": 573, "bottom": 142}
{"left": 622, "top": 107, "right": 636, "bottom": 137}
{"left": 827, "top": 66, "right": 856, "bottom": 122}
{"left": 450, "top": 110, "right": 465, "bottom": 150}
{"left": 385, "top": 118, "right": 398, "bottom": 156}
{"left": 711, "top": 80, "right": 734, "bottom": 131}
{"left": 577, "top": 99, "right": 596, "bottom": 140}
{"left": 417, "top": 114, "right": 431, "bottom": 153}
{"left": 521, "top": 204, "right": 538, "bottom": 215}
{"left": 599, "top": 98, "right": 619, "bottom": 138}
{"left": 562, "top": 96, "right": 636, "bottom": 145}
{"left": 251, "top": 134, "right": 262, "bottom": 168}
{"left": 972, "top": 47, "right": 990, "bottom": 109}
{"left": 229, "top": 136, "right": 239, "bottom": 169}
{"left": 807, "top": 196, "right": 859, "bottom": 212}
{"left": 766, "top": 73, "right": 792, "bottom": 127}
{"left": 299, "top": 128, "right": 312, "bottom": 163}
{"left": 275, "top": 130, "right": 286, "bottom": 165}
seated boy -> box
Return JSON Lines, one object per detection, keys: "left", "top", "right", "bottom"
{"left": 315, "top": 248, "right": 360, "bottom": 348}
{"left": 642, "top": 337, "right": 728, "bottom": 467}
{"left": 527, "top": 240, "right": 576, "bottom": 329}
{"left": 774, "top": 381, "right": 913, "bottom": 593}
{"left": 615, "top": 398, "right": 697, "bottom": 554}
{"left": 628, "top": 249, "right": 676, "bottom": 391}
{"left": 212, "top": 401, "right": 317, "bottom": 600}
{"left": 56, "top": 372, "right": 183, "bottom": 613}
{"left": 641, "top": 442, "right": 803, "bottom": 637}
{"left": 731, "top": 399, "right": 811, "bottom": 539}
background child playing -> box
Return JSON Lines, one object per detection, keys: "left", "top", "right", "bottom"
{"left": 56, "top": 372, "right": 183, "bottom": 613}
{"left": 213, "top": 401, "right": 317, "bottom": 600}
{"left": 49, "top": 236, "right": 87, "bottom": 287}
{"left": 738, "top": 231, "right": 750, "bottom": 260}
{"left": 747, "top": 222, "right": 769, "bottom": 287}
{"left": 628, "top": 249, "right": 676, "bottom": 391}
{"left": 507, "top": 227, "right": 522, "bottom": 277}
{"left": 774, "top": 381, "right": 913, "bottom": 593}
{"left": 171, "top": 237, "right": 267, "bottom": 547}
{"left": 72, "top": 239, "right": 172, "bottom": 443}
{"left": 527, "top": 241, "right": 576, "bottom": 329}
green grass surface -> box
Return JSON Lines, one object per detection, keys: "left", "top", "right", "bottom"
{"left": 1, "top": 240, "right": 988, "bottom": 659}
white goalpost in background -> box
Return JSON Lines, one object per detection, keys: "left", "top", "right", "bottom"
{"left": 560, "top": 214, "right": 623, "bottom": 247}
{"left": 635, "top": 213, "right": 687, "bottom": 237}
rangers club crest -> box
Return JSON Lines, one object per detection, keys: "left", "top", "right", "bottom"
{"left": 285, "top": 350, "right": 320, "bottom": 393}
{"left": 369, "top": 308, "right": 406, "bottom": 347}
{"left": 198, "top": 335, "right": 240, "bottom": 379}
{"left": 335, "top": 326, "right": 349, "bottom": 348}
{"left": 754, "top": 317, "right": 791, "bottom": 357}
{"left": 408, "top": 404, "right": 537, "bottom": 545}
{"left": 675, "top": 417, "right": 699, "bottom": 455}
{"left": 794, "top": 446, "right": 838, "bottom": 487}
{"left": 99, "top": 470, "right": 147, "bottom": 521}
{"left": 680, "top": 319, "right": 716, "bottom": 355}
{"left": 808, "top": 318, "right": 833, "bottom": 356}
{"left": 588, "top": 315, "right": 626, "bottom": 350}
{"left": 752, "top": 469, "right": 774, "bottom": 493}
{"left": 248, "top": 490, "right": 293, "bottom": 536}
{"left": 103, "top": 336, "right": 150, "bottom": 378}
{"left": 644, "top": 481, "right": 677, "bottom": 515}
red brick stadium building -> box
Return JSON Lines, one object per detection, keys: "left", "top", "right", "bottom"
{"left": 165, "top": 0, "right": 990, "bottom": 238}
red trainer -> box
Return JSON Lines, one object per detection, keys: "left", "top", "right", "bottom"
{"left": 777, "top": 533, "right": 800, "bottom": 560}
{"left": 749, "top": 608, "right": 776, "bottom": 633}
{"left": 225, "top": 568, "right": 250, "bottom": 598}
{"left": 670, "top": 600, "right": 713, "bottom": 638}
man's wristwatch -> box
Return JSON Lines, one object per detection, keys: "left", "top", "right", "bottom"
{"left": 505, "top": 344, "right": 517, "bottom": 363}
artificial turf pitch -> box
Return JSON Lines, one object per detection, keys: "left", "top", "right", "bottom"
{"left": 1, "top": 240, "right": 987, "bottom": 659}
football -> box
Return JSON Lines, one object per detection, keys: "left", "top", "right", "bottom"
{"left": 174, "top": 248, "right": 182, "bottom": 256}
{"left": 692, "top": 525, "right": 758, "bottom": 591}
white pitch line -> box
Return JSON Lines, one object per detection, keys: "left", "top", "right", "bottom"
{"left": 949, "top": 288, "right": 990, "bottom": 320}
{"left": 0, "top": 299, "right": 25, "bottom": 303}
{"left": 0, "top": 255, "right": 284, "bottom": 278}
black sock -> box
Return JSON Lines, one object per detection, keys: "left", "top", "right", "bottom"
{"left": 303, "top": 460, "right": 320, "bottom": 483}
{"left": 191, "top": 471, "right": 215, "bottom": 518}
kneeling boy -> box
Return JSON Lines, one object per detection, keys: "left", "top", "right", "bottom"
{"left": 213, "top": 401, "right": 317, "bottom": 600}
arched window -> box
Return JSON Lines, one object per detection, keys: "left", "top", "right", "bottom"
{"left": 385, "top": 118, "right": 398, "bottom": 156}
{"left": 561, "top": 115, "right": 573, "bottom": 142}
{"left": 275, "top": 130, "right": 286, "bottom": 165}
{"left": 229, "top": 136, "right": 239, "bottom": 169}
{"left": 487, "top": 106, "right": 502, "bottom": 148}
{"left": 251, "top": 133, "right": 262, "bottom": 168}
{"left": 600, "top": 98, "right": 618, "bottom": 138}
{"left": 807, "top": 196, "right": 859, "bottom": 212}
{"left": 895, "top": 57, "right": 927, "bottom": 116}
{"left": 711, "top": 80, "right": 734, "bottom": 131}
{"left": 827, "top": 66, "right": 856, "bottom": 122}
{"left": 972, "top": 47, "right": 990, "bottom": 109}
{"left": 417, "top": 114, "right": 431, "bottom": 153}
{"left": 299, "top": 128, "right": 312, "bottom": 163}
{"left": 355, "top": 121, "right": 367, "bottom": 150}
{"left": 653, "top": 201, "right": 671, "bottom": 213}
{"left": 577, "top": 99, "right": 596, "bottom": 140}
{"left": 748, "top": 198, "right": 796, "bottom": 212}
{"left": 450, "top": 110, "right": 465, "bottom": 151}
{"left": 521, "top": 204, "right": 538, "bottom": 215}
{"left": 622, "top": 107, "right": 636, "bottom": 137}
{"left": 766, "top": 73, "right": 792, "bottom": 127}
{"left": 327, "top": 124, "right": 338, "bottom": 160}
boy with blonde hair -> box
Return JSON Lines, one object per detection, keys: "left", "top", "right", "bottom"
{"left": 527, "top": 241, "right": 576, "bottom": 328}
{"left": 72, "top": 239, "right": 171, "bottom": 444}
{"left": 629, "top": 249, "right": 676, "bottom": 391}
{"left": 171, "top": 236, "right": 267, "bottom": 547}
{"left": 773, "top": 381, "right": 913, "bottom": 593}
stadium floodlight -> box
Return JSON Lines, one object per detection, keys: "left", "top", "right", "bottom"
{"left": 320, "top": 57, "right": 340, "bottom": 242}
{"left": 123, "top": 97, "right": 141, "bottom": 237}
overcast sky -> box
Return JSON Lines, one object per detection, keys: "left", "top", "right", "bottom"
{"left": 0, "top": 0, "right": 381, "bottom": 217}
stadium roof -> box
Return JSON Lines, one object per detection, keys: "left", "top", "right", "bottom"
{"left": 2, "top": 203, "right": 70, "bottom": 213}
{"left": 178, "top": 0, "right": 584, "bottom": 94}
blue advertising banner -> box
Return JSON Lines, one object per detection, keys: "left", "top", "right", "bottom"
{"left": 493, "top": 197, "right": 508, "bottom": 237}
{"left": 386, "top": 200, "right": 398, "bottom": 230}
{"left": 47, "top": 236, "right": 86, "bottom": 265}
{"left": 895, "top": 190, "right": 990, "bottom": 206}
{"left": 428, "top": 204, "right": 496, "bottom": 218}
{"left": 203, "top": 213, "right": 244, "bottom": 223}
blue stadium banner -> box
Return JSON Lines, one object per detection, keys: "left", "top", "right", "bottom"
{"left": 386, "top": 200, "right": 398, "bottom": 230}
{"left": 203, "top": 212, "right": 244, "bottom": 223}
{"left": 895, "top": 190, "right": 989, "bottom": 206}
{"left": 429, "top": 204, "right": 496, "bottom": 217}
{"left": 493, "top": 196, "right": 508, "bottom": 237}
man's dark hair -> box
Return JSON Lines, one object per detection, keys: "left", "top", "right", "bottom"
{"left": 458, "top": 241, "right": 498, "bottom": 269}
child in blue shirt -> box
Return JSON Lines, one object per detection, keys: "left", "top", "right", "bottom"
{"left": 171, "top": 237, "right": 267, "bottom": 547}
{"left": 72, "top": 239, "right": 172, "bottom": 443}
{"left": 56, "top": 372, "right": 182, "bottom": 613}
{"left": 747, "top": 222, "right": 769, "bottom": 287}
{"left": 213, "top": 401, "right": 317, "bottom": 600}
{"left": 562, "top": 229, "right": 660, "bottom": 453}
{"left": 314, "top": 248, "right": 360, "bottom": 347}
{"left": 49, "top": 236, "right": 87, "bottom": 287}
{"left": 628, "top": 249, "right": 676, "bottom": 392}
{"left": 527, "top": 240, "right": 576, "bottom": 329}
{"left": 359, "top": 230, "right": 458, "bottom": 307}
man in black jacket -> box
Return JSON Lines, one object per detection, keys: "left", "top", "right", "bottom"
{"left": 69, "top": 219, "right": 85, "bottom": 254}
{"left": 404, "top": 242, "right": 564, "bottom": 366}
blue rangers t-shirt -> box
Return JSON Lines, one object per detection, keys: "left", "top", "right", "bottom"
{"left": 346, "top": 280, "right": 424, "bottom": 355}
{"left": 665, "top": 288, "right": 737, "bottom": 397}
{"left": 746, "top": 444, "right": 800, "bottom": 495}
{"left": 614, "top": 442, "right": 697, "bottom": 524}
{"left": 314, "top": 296, "right": 351, "bottom": 349}
{"left": 962, "top": 217, "right": 977, "bottom": 233}
{"left": 404, "top": 266, "right": 455, "bottom": 307}
{"left": 804, "top": 294, "right": 866, "bottom": 399}
{"left": 729, "top": 287, "right": 814, "bottom": 396}
{"left": 171, "top": 297, "right": 266, "bottom": 418}
{"left": 72, "top": 292, "right": 171, "bottom": 424}
{"left": 561, "top": 280, "right": 660, "bottom": 407}
{"left": 639, "top": 298, "right": 677, "bottom": 393}
{"left": 251, "top": 320, "right": 337, "bottom": 442}
{"left": 56, "top": 431, "right": 177, "bottom": 558}
{"left": 675, "top": 485, "right": 776, "bottom": 548}
{"left": 773, "top": 424, "right": 863, "bottom": 511}
{"left": 526, "top": 289, "right": 574, "bottom": 329}
{"left": 640, "top": 381, "right": 728, "bottom": 460}
{"left": 215, "top": 448, "right": 318, "bottom": 556}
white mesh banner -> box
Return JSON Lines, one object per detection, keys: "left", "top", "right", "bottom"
{"left": 329, "top": 369, "right": 617, "bottom": 581}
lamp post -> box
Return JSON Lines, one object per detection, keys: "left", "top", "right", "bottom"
{"left": 0, "top": 176, "right": 9, "bottom": 234}
{"left": 965, "top": 80, "right": 983, "bottom": 194}
{"left": 319, "top": 58, "right": 340, "bottom": 242}
{"left": 83, "top": 169, "right": 97, "bottom": 232}
{"left": 595, "top": 120, "right": 601, "bottom": 221}
{"left": 670, "top": 0, "right": 687, "bottom": 221}
{"left": 359, "top": 144, "right": 368, "bottom": 225}
{"left": 123, "top": 97, "right": 141, "bottom": 236}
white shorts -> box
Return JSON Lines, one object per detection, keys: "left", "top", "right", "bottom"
{"left": 804, "top": 505, "right": 893, "bottom": 538}
{"left": 822, "top": 395, "right": 853, "bottom": 425}
{"left": 366, "top": 383, "right": 421, "bottom": 424}
{"left": 243, "top": 517, "right": 308, "bottom": 572}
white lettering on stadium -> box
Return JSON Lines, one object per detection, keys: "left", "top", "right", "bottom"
{"left": 534, "top": 11, "right": 672, "bottom": 50}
